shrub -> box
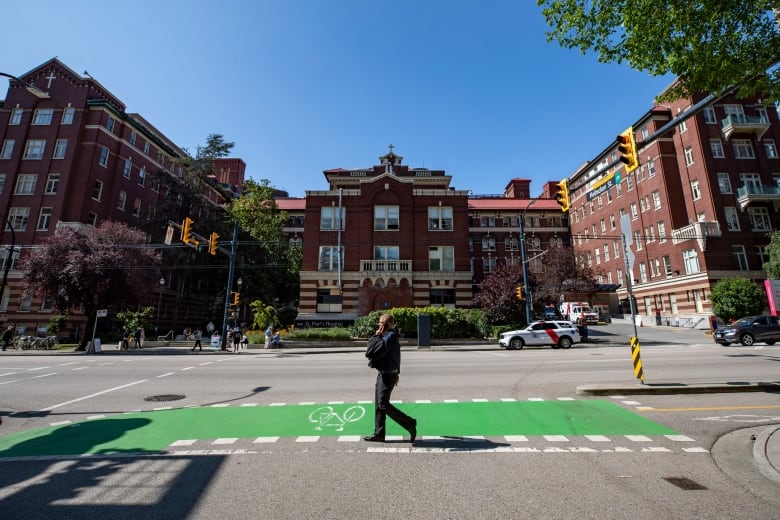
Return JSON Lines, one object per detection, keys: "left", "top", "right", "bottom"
{"left": 350, "top": 307, "right": 488, "bottom": 339}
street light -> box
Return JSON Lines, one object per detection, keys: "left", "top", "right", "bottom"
{"left": 156, "top": 278, "right": 165, "bottom": 336}
{"left": 236, "top": 278, "right": 243, "bottom": 325}
{"left": 519, "top": 198, "right": 539, "bottom": 325}
{"left": 0, "top": 72, "right": 50, "bottom": 99}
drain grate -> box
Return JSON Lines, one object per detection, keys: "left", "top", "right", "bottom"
{"left": 144, "top": 394, "right": 185, "bottom": 402}
{"left": 663, "top": 477, "right": 707, "bottom": 490}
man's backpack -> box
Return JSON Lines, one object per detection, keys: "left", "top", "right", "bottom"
{"left": 365, "top": 334, "right": 388, "bottom": 368}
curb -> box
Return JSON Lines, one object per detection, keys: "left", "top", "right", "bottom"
{"left": 576, "top": 381, "right": 780, "bottom": 395}
{"left": 753, "top": 425, "right": 780, "bottom": 483}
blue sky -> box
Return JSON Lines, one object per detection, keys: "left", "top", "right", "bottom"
{"left": 1, "top": 1, "right": 673, "bottom": 198}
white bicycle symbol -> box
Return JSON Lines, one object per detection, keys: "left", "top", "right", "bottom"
{"left": 308, "top": 405, "right": 366, "bottom": 431}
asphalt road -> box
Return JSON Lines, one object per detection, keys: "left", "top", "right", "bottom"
{"left": 0, "top": 323, "right": 778, "bottom": 519}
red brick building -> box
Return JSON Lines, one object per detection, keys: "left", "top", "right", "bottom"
{"left": 567, "top": 87, "right": 778, "bottom": 325}
{"left": 278, "top": 148, "right": 568, "bottom": 326}
{"left": 0, "top": 59, "right": 241, "bottom": 337}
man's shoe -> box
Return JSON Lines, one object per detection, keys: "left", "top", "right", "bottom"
{"left": 409, "top": 420, "right": 417, "bottom": 443}
{"left": 363, "top": 434, "right": 385, "bottom": 442}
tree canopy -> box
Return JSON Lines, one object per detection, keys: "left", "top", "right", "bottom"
{"left": 22, "top": 221, "right": 161, "bottom": 347}
{"left": 537, "top": 1, "right": 780, "bottom": 101}
{"left": 710, "top": 278, "right": 767, "bottom": 320}
{"left": 764, "top": 230, "right": 780, "bottom": 279}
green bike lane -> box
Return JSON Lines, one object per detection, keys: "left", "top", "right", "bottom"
{"left": 0, "top": 399, "right": 683, "bottom": 458}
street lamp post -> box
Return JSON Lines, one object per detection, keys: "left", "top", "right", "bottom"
{"left": 519, "top": 198, "right": 539, "bottom": 324}
{"left": 236, "top": 277, "right": 243, "bottom": 325}
{"left": 155, "top": 278, "right": 165, "bottom": 336}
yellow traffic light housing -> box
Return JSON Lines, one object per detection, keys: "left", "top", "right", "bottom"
{"left": 231, "top": 291, "right": 240, "bottom": 306}
{"left": 181, "top": 217, "right": 200, "bottom": 246}
{"left": 208, "top": 232, "right": 220, "bottom": 256}
{"left": 617, "top": 127, "right": 639, "bottom": 172}
{"left": 515, "top": 285, "right": 525, "bottom": 301}
{"left": 554, "top": 180, "right": 570, "bottom": 213}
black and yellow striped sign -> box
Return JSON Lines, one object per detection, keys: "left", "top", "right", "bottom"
{"left": 630, "top": 336, "right": 645, "bottom": 383}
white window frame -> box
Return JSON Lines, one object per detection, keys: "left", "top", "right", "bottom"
{"left": 61, "top": 106, "right": 75, "bottom": 125}
{"left": 429, "top": 246, "right": 455, "bottom": 272}
{"left": 45, "top": 173, "right": 59, "bottom": 194}
{"left": 318, "top": 246, "right": 343, "bottom": 271}
{"left": 732, "top": 245, "right": 749, "bottom": 271}
{"left": 14, "top": 174, "right": 37, "bottom": 195}
{"left": 764, "top": 140, "right": 778, "bottom": 159}
{"left": 98, "top": 146, "right": 109, "bottom": 167}
{"left": 23, "top": 139, "right": 46, "bottom": 159}
{"left": 0, "top": 139, "right": 14, "bottom": 159}
{"left": 429, "top": 206, "right": 453, "bottom": 231}
{"left": 747, "top": 207, "right": 772, "bottom": 231}
{"left": 320, "top": 207, "right": 345, "bottom": 230}
{"left": 691, "top": 180, "right": 701, "bottom": 200}
{"left": 710, "top": 139, "right": 725, "bottom": 158}
{"left": 733, "top": 139, "right": 755, "bottom": 159}
{"left": 53, "top": 139, "right": 67, "bottom": 159}
{"left": 717, "top": 173, "right": 732, "bottom": 193}
{"left": 8, "top": 207, "right": 30, "bottom": 231}
{"left": 92, "top": 180, "right": 103, "bottom": 201}
{"left": 374, "top": 205, "right": 399, "bottom": 230}
{"left": 683, "top": 249, "right": 700, "bottom": 274}
{"left": 36, "top": 207, "right": 52, "bottom": 231}
{"left": 32, "top": 108, "right": 54, "bottom": 125}
{"left": 9, "top": 108, "right": 23, "bottom": 125}
{"left": 724, "top": 207, "right": 740, "bottom": 231}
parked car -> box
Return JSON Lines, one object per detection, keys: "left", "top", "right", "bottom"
{"left": 713, "top": 315, "right": 780, "bottom": 346}
{"left": 498, "top": 320, "right": 581, "bottom": 350}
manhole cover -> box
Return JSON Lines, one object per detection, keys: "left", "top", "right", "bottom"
{"left": 144, "top": 394, "right": 185, "bottom": 402}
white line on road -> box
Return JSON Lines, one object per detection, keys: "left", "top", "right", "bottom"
{"left": 0, "top": 372, "right": 17, "bottom": 377}
{"left": 56, "top": 362, "right": 79, "bottom": 367}
{"left": 27, "top": 366, "right": 51, "bottom": 371}
{"left": 39, "top": 379, "right": 148, "bottom": 411}
{"left": 157, "top": 372, "right": 175, "bottom": 378}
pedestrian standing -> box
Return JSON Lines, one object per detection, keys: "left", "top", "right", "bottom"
{"left": 363, "top": 314, "right": 417, "bottom": 443}
{"left": 265, "top": 324, "right": 274, "bottom": 349}
{"left": 2, "top": 326, "right": 13, "bottom": 351}
{"left": 191, "top": 330, "right": 202, "bottom": 352}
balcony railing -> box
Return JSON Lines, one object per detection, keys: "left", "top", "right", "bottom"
{"left": 671, "top": 221, "right": 721, "bottom": 251}
{"left": 360, "top": 259, "right": 413, "bottom": 273}
{"left": 736, "top": 184, "right": 780, "bottom": 210}
{"left": 720, "top": 114, "right": 770, "bottom": 141}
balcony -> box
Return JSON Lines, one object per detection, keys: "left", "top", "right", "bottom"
{"left": 360, "top": 259, "right": 413, "bottom": 273}
{"left": 671, "top": 221, "right": 721, "bottom": 251}
{"left": 720, "top": 114, "right": 770, "bottom": 141}
{"left": 736, "top": 184, "right": 780, "bottom": 210}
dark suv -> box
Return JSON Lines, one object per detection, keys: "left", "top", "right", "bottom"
{"left": 714, "top": 315, "right": 780, "bottom": 346}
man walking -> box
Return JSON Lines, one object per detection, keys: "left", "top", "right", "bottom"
{"left": 364, "top": 314, "right": 417, "bottom": 443}
{"left": 2, "top": 326, "right": 12, "bottom": 351}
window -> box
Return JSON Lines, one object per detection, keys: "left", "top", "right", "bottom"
{"left": 724, "top": 207, "right": 740, "bottom": 231}
{"left": 634, "top": 231, "right": 643, "bottom": 251}
{"left": 0, "top": 139, "right": 14, "bottom": 159}
{"left": 613, "top": 240, "right": 620, "bottom": 258}
{"left": 98, "top": 146, "right": 110, "bottom": 167}
{"left": 639, "top": 262, "right": 647, "bottom": 283}
{"left": 138, "top": 167, "right": 146, "bottom": 186}
{"left": 8, "top": 207, "right": 30, "bottom": 231}
{"left": 429, "top": 246, "right": 454, "bottom": 271}
{"left": 106, "top": 116, "right": 116, "bottom": 133}
{"left": 703, "top": 107, "right": 717, "bottom": 124}
{"left": 9, "top": 108, "right": 23, "bottom": 125}
{"left": 732, "top": 245, "right": 749, "bottom": 271}
{"left": 318, "top": 246, "right": 343, "bottom": 271}
{"left": 53, "top": 139, "right": 67, "bottom": 159}
{"left": 45, "top": 173, "right": 59, "bottom": 194}
{"left": 657, "top": 221, "right": 666, "bottom": 243}
{"left": 132, "top": 198, "right": 141, "bottom": 217}
{"left": 374, "top": 206, "right": 399, "bottom": 230}
{"left": 733, "top": 139, "right": 755, "bottom": 159}
{"left": 143, "top": 142, "right": 150, "bottom": 155}
{"left": 118, "top": 190, "right": 127, "bottom": 210}
{"left": 717, "top": 173, "right": 732, "bottom": 193}
{"left": 764, "top": 140, "right": 778, "bottom": 158}
{"left": 610, "top": 214, "right": 616, "bottom": 229}
{"left": 14, "top": 174, "right": 37, "bottom": 195}
{"left": 87, "top": 212, "right": 98, "bottom": 227}
{"left": 505, "top": 237, "right": 519, "bottom": 251}
{"left": 129, "top": 131, "right": 137, "bottom": 146}
{"left": 647, "top": 159, "right": 656, "bottom": 177}
{"left": 757, "top": 106, "right": 769, "bottom": 123}
{"left": 690, "top": 180, "right": 701, "bottom": 200}
{"left": 32, "top": 108, "right": 54, "bottom": 125}
{"left": 123, "top": 158, "right": 132, "bottom": 178}
{"left": 600, "top": 218, "right": 606, "bottom": 234}
{"left": 630, "top": 202, "right": 638, "bottom": 220}
{"left": 23, "top": 139, "right": 46, "bottom": 159}
{"left": 626, "top": 174, "right": 634, "bottom": 191}
{"left": 684, "top": 146, "right": 694, "bottom": 166}
{"left": 747, "top": 207, "right": 772, "bottom": 231}
{"left": 429, "top": 206, "right": 453, "bottom": 230}
{"left": 603, "top": 244, "right": 610, "bottom": 262}
{"left": 483, "top": 257, "right": 497, "bottom": 273}
{"left": 595, "top": 248, "right": 601, "bottom": 265}
{"left": 0, "top": 174, "right": 6, "bottom": 195}
{"left": 373, "top": 245, "right": 399, "bottom": 261}
{"left": 61, "top": 106, "right": 75, "bottom": 124}
{"left": 482, "top": 237, "right": 496, "bottom": 251}
{"left": 430, "top": 288, "right": 456, "bottom": 307}
{"left": 683, "top": 249, "right": 700, "bottom": 274}
{"left": 36, "top": 207, "right": 52, "bottom": 231}
{"left": 320, "top": 207, "right": 345, "bottom": 230}
{"left": 710, "top": 139, "right": 725, "bottom": 158}
{"left": 92, "top": 180, "right": 103, "bottom": 201}
{"left": 757, "top": 245, "right": 770, "bottom": 266}
{"left": 652, "top": 190, "right": 661, "bottom": 209}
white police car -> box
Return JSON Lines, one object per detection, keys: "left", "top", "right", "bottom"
{"left": 498, "top": 320, "right": 581, "bottom": 350}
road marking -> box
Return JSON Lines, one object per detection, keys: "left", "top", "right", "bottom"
{"left": 157, "top": 372, "right": 175, "bottom": 378}
{"left": 27, "top": 366, "right": 51, "bottom": 371}
{"left": 0, "top": 372, "right": 16, "bottom": 377}
{"left": 641, "top": 405, "right": 780, "bottom": 412}
{"left": 39, "top": 379, "right": 148, "bottom": 411}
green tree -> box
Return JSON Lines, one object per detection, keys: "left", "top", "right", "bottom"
{"left": 22, "top": 221, "right": 161, "bottom": 349}
{"left": 710, "top": 278, "right": 767, "bottom": 321}
{"left": 537, "top": 1, "right": 780, "bottom": 101}
{"left": 764, "top": 231, "right": 780, "bottom": 279}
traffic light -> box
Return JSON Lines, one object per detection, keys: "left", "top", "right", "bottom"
{"left": 181, "top": 217, "right": 199, "bottom": 246}
{"left": 208, "top": 232, "right": 219, "bottom": 255}
{"left": 553, "top": 180, "right": 570, "bottom": 213}
{"left": 515, "top": 285, "right": 525, "bottom": 301}
{"left": 616, "top": 127, "right": 639, "bottom": 172}
{"left": 231, "top": 291, "right": 240, "bottom": 306}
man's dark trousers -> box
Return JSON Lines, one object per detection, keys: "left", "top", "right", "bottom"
{"left": 374, "top": 372, "right": 414, "bottom": 437}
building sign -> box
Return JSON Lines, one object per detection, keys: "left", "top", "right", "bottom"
{"left": 765, "top": 279, "right": 780, "bottom": 316}
{"left": 295, "top": 319, "right": 355, "bottom": 329}
{"left": 586, "top": 171, "right": 621, "bottom": 201}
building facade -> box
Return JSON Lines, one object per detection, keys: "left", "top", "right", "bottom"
{"left": 279, "top": 148, "right": 569, "bottom": 326}
{"left": 567, "top": 87, "right": 779, "bottom": 325}
{"left": 0, "top": 59, "right": 241, "bottom": 338}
